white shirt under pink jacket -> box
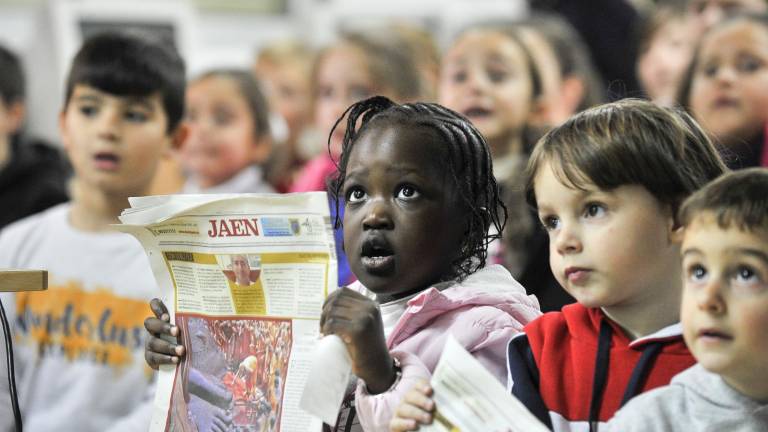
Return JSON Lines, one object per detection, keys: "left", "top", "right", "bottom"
{"left": 349, "top": 264, "right": 542, "bottom": 431}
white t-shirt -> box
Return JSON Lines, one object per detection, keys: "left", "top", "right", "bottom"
{"left": 0, "top": 203, "right": 159, "bottom": 432}
{"left": 379, "top": 293, "right": 420, "bottom": 340}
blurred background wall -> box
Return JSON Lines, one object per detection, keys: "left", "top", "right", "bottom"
{"left": 0, "top": 0, "right": 528, "bottom": 144}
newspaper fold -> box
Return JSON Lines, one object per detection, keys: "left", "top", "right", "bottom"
{"left": 422, "top": 336, "right": 549, "bottom": 432}
{"left": 117, "top": 192, "right": 337, "bottom": 432}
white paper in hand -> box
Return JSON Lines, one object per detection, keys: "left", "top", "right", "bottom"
{"left": 299, "top": 335, "right": 352, "bottom": 427}
{"left": 421, "top": 336, "right": 550, "bottom": 432}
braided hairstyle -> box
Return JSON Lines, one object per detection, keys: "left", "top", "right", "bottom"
{"left": 328, "top": 95, "right": 507, "bottom": 281}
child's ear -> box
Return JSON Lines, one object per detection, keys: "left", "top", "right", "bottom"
{"left": 168, "top": 123, "right": 189, "bottom": 154}
{"left": 527, "top": 95, "right": 552, "bottom": 129}
{"left": 5, "top": 101, "right": 25, "bottom": 134}
{"left": 250, "top": 135, "right": 272, "bottom": 165}
{"left": 557, "top": 77, "right": 586, "bottom": 122}
{"left": 670, "top": 225, "right": 685, "bottom": 244}
{"left": 58, "top": 109, "right": 72, "bottom": 153}
{"left": 667, "top": 209, "right": 685, "bottom": 244}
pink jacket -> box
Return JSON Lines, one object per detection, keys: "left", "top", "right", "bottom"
{"left": 351, "top": 265, "right": 542, "bottom": 431}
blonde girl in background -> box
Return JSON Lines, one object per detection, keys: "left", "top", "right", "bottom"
{"left": 438, "top": 20, "right": 545, "bottom": 184}
{"left": 517, "top": 13, "right": 606, "bottom": 126}
{"left": 289, "top": 28, "right": 432, "bottom": 287}
{"left": 253, "top": 40, "right": 315, "bottom": 192}
{"left": 290, "top": 29, "right": 427, "bottom": 193}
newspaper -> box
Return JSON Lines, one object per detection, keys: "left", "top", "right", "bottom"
{"left": 117, "top": 192, "right": 337, "bottom": 432}
{"left": 421, "top": 336, "right": 549, "bottom": 432}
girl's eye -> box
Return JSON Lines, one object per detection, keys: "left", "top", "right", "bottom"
{"left": 184, "top": 110, "right": 198, "bottom": 123}
{"left": 737, "top": 56, "right": 763, "bottom": 73}
{"left": 540, "top": 215, "right": 560, "bottom": 231}
{"left": 317, "top": 85, "right": 333, "bottom": 99}
{"left": 213, "top": 110, "right": 234, "bottom": 126}
{"left": 124, "top": 110, "right": 148, "bottom": 123}
{"left": 487, "top": 68, "right": 508, "bottom": 83}
{"left": 451, "top": 70, "right": 467, "bottom": 83}
{"left": 583, "top": 203, "right": 605, "bottom": 218}
{"left": 346, "top": 188, "right": 367, "bottom": 203}
{"left": 702, "top": 63, "right": 718, "bottom": 78}
{"left": 396, "top": 185, "right": 419, "bottom": 200}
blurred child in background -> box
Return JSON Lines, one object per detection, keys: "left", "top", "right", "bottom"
{"left": 0, "top": 43, "right": 69, "bottom": 229}
{"left": 518, "top": 13, "right": 606, "bottom": 127}
{"left": 290, "top": 29, "right": 429, "bottom": 287}
{"left": 636, "top": 1, "right": 695, "bottom": 107}
{"left": 291, "top": 30, "right": 426, "bottom": 193}
{"left": 438, "top": 21, "right": 544, "bottom": 183}
{"left": 389, "top": 23, "right": 441, "bottom": 103}
{"left": 180, "top": 69, "right": 274, "bottom": 194}
{"left": 679, "top": 13, "right": 768, "bottom": 169}
{"left": 254, "top": 40, "right": 315, "bottom": 192}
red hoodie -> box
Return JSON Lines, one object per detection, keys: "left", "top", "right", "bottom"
{"left": 508, "top": 303, "right": 696, "bottom": 431}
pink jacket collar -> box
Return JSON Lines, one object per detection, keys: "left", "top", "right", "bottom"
{"left": 349, "top": 265, "right": 541, "bottom": 348}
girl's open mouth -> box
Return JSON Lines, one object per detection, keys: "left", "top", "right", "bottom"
{"left": 360, "top": 237, "right": 395, "bottom": 275}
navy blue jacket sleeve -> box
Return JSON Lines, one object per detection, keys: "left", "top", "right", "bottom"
{"left": 507, "top": 334, "right": 553, "bottom": 430}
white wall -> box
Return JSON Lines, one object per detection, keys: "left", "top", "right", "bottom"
{"left": 0, "top": 0, "right": 527, "bottom": 144}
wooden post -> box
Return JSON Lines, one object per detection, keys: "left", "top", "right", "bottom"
{"left": 0, "top": 270, "right": 47, "bottom": 292}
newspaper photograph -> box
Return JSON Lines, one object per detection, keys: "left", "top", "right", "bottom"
{"left": 117, "top": 192, "right": 337, "bottom": 432}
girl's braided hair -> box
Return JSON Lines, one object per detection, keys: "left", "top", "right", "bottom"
{"left": 328, "top": 95, "right": 507, "bottom": 281}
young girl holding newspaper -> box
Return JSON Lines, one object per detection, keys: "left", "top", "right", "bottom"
{"left": 144, "top": 95, "right": 541, "bottom": 431}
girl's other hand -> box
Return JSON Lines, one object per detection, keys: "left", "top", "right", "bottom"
{"left": 144, "top": 298, "right": 185, "bottom": 369}
{"left": 390, "top": 380, "right": 435, "bottom": 431}
{"left": 320, "top": 287, "right": 395, "bottom": 394}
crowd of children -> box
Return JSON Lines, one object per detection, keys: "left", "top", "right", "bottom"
{"left": 2, "top": 1, "right": 768, "bottom": 431}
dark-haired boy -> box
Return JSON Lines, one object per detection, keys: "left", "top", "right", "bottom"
{"left": 608, "top": 168, "right": 768, "bottom": 431}
{"left": 0, "top": 43, "right": 69, "bottom": 229}
{"left": 0, "top": 32, "right": 186, "bottom": 431}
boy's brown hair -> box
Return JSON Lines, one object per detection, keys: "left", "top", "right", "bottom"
{"left": 679, "top": 167, "right": 768, "bottom": 231}
{"left": 525, "top": 98, "right": 728, "bottom": 218}
{"left": 64, "top": 31, "right": 185, "bottom": 133}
